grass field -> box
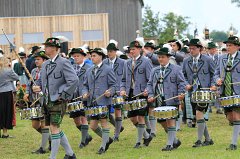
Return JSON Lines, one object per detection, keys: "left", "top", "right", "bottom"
{"left": 1, "top": 107, "right": 240, "bottom": 159}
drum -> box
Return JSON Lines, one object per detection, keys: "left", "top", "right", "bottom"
{"left": 191, "top": 90, "right": 216, "bottom": 103}
{"left": 123, "top": 99, "right": 147, "bottom": 111}
{"left": 85, "top": 105, "right": 108, "bottom": 116}
{"left": 219, "top": 95, "right": 240, "bottom": 108}
{"left": 66, "top": 101, "right": 84, "bottom": 113}
{"left": 153, "top": 106, "right": 178, "bottom": 120}
{"left": 20, "top": 108, "right": 31, "bottom": 120}
{"left": 112, "top": 96, "right": 124, "bottom": 108}
{"left": 29, "top": 107, "right": 43, "bottom": 119}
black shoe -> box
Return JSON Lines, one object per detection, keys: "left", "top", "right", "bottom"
{"left": 134, "top": 142, "right": 141, "bottom": 148}
{"left": 146, "top": 129, "right": 151, "bottom": 134}
{"left": 150, "top": 133, "right": 156, "bottom": 138}
{"left": 173, "top": 139, "right": 182, "bottom": 149}
{"left": 202, "top": 139, "right": 214, "bottom": 146}
{"left": 105, "top": 137, "right": 113, "bottom": 151}
{"left": 48, "top": 141, "right": 51, "bottom": 151}
{"left": 2, "top": 135, "right": 14, "bottom": 138}
{"left": 192, "top": 123, "right": 196, "bottom": 128}
{"left": 192, "top": 140, "right": 202, "bottom": 148}
{"left": 63, "top": 153, "right": 77, "bottom": 159}
{"left": 120, "top": 126, "right": 124, "bottom": 132}
{"left": 96, "top": 147, "right": 105, "bottom": 154}
{"left": 226, "top": 144, "right": 237, "bottom": 150}
{"left": 79, "top": 142, "right": 86, "bottom": 149}
{"left": 31, "top": 147, "right": 46, "bottom": 154}
{"left": 162, "top": 145, "right": 173, "bottom": 151}
{"left": 216, "top": 109, "right": 223, "bottom": 114}
{"left": 113, "top": 136, "right": 119, "bottom": 142}
{"left": 85, "top": 135, "right": 92, "bottom": 145}
{"left": 143, "top": 136, "right": 152, "bottom": 146}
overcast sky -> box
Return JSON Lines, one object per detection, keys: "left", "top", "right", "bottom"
{"left": 144, "top": 0, "right": 240, "bottom": 36}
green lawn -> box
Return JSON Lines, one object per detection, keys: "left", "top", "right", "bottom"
{"left": 1, "top": 107, "right": 240, "bottom": 159}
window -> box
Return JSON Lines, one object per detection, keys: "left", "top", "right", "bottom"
{"left": 23, "top": 32, "right": 44, "bottom": 44}
{"left": 52, "top": 32, "right": 73, "bottom": 41}
{"left": 0, "top": 34, "right": 15, "bottom": 45}
{"left": 81, "top": 30, "right": 103, "bottom": 41}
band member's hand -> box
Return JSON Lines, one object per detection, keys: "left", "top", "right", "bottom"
{"left": 82, "top": 93, "right": 89, "bottom": 99}
{"left": 148, "top": 97, "right": 155, "bottom": 103}
{"left": 32, "top": 86, "right": 41, "bottom": 93}
{"left": 104, "top": 90, "right": 111, "bottom": 97}
{"left": 143, "top": 89, "right": 148, "bottom": 96}
{"left": 23, "top": 94, "right": 29, "bottom": 101}
{"left": 216, "top": 79, "right": 222, "bottom": 86}
{"left": 120, "top": 91, "right": 126, "bottom": 97}
{"left": 185, "top": 85, "right": 192, "bottom": 91}
{"left": 178, "top": 93, "right": 185, "bottom": 101}
{"left": 210, "top": 86, "right": 217, "bottom": 91}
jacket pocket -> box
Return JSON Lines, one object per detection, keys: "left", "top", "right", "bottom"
{"left": 54, "top": 71, "right": 63, "bottom": 79}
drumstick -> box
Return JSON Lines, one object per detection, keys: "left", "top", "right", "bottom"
{"left": 72, "top": 96, "right": 82, "bottom": 101}
{"left": 153, "top": 94, "right": 161, "bottom": 99}
{"left": 163, "top": 93, "right": 186, "bottom": 102}
{"left": 29, "top": 96, "right": 41, "bottom": 107}
{"left": 132, "top": 92, "right": 144, "bottom": 99}
{"left": 229, "top": 82, "right": 240, "bottom": 85}
{"left": 92, "top": 88, "right": 112, "bottom": 103}
{"left": 200, "top": 88, "right": 211, "bottom": 90}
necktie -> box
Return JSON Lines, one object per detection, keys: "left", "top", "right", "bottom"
{"left": 131, "top": 59, "right": 136, "bottom": 88}
{"left": 224, "top": 55, "right": 233, "bottom": 96}
{"left": 76, "top": 65, "right": 81, "bottom": 76}
{"left": 93, "top": 65, "right": 98, "bottom": 76}
{"left": 35, "top": 69, "right": 39, "bottom": 80}
{"left": 192, "top": 58, "right": 199, "bottom": 91}
{"left": 110, "top": 61, "right": 114, "bottom": 68}
{"left": 156, "top": 67, "right": 165, "bottom": 106}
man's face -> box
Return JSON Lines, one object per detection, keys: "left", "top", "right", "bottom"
{"left": 72, "top": 53, "right": 85, "bottom": 64}
{"left": 107, "top": 50, "right": 117, "bottom": 59}
{"left": 91, "top": 53, "right": 102, "bottom": 64}
{"left": 130, "top": 47, "right": 141, "bottom": 58}
{"left": 35, "top": 57, "right": 44, "bottom": 67}
{"left": 208, "top": 48, "right": 217, "bottom": 55}
{"left": 45, "top": 45, "right": 57, "bottom": 56}
{"left": 171, "top": 42, "right": 179, "bottom": 52}
{"left": 189, "top": 45, "right": 201, "bottom": 57}
{"left": 158, "top": 55, "right": 170, "bottom": 66}
{"left": 226, "top": 43, "right": 239, "bottom": 54}
{"left": 144, "top": 47, "right": 154, "bottom": 54}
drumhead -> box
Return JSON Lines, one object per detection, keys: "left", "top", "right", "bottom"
{"left": 154, "top": 106, "right": 176, "bottom": 112}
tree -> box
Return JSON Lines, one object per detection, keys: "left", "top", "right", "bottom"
{"left": 210, "top": 30, "right": 228, "bottom": 42}
{"left": 158, "top": 12, "right": 191, "bottom": 44}
{"left": 232, "top": 0, "right": 240, "bottom": 7}
{"left": 142, "top": 5, "right": 161, "bottom": 38}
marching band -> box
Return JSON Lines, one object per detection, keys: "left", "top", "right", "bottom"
{"left": 1, "top": 34, "right": 240, "bottom": 159}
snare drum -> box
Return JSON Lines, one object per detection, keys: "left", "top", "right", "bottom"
{"left": 219, "top": 95, "right": 240, "bottom": 108}
{"left": 153, "top": 106, "right": 178, "bottom": 120}
{"left": 112, "top": 96, "right": 124, "bottom": 108}
{"left": 29, "top": 107, "right": 43, "bottom": 119}
{"left": 123, "top": 99, "right": 147, "bottom": 111}
{"left": 191, "top": 90, "right": 216, "bottom": 103}
{"left": 85, "top": 105, "right": 108, "bottom": 116}
{"left": 20, "top": 108, "right": 31, "bottom": 120}
{"left": 66, "top": 101, "right": 84, "bottom": 113}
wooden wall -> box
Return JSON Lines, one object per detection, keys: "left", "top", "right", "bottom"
{"left": 0, "top": 0, "right": 143, "bottom": 50}
{"left": 0, "top": 14, "right": 109, "bottom": 55}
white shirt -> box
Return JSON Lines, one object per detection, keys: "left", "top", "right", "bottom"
{"left": 230, "top": 51, "right": 238, "bottom": 64}
{"left": 109, "top": 57, "right": 116, "bottom": 68}
{"left": 51, "top": 54, "right": 59, "bottom": 62}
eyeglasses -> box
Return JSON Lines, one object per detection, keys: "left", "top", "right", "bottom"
{"left": 189, "top": 47, "right": 198, "bottom": 50}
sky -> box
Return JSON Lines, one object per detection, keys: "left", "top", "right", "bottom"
{"left": 143, "top": 0, "right": 240, "bottom": 36}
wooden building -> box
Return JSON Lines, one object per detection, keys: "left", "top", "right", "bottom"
{"left": 0, "top": 0, "right": 144, "bottom": 53}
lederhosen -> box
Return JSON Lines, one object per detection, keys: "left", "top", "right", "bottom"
{"left": 44, "top": 56, "right": 67, "bottom": 126}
